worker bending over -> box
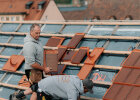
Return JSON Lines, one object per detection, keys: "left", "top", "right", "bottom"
{"left": 14, "top": 75, "right": 94, "bottom": 100}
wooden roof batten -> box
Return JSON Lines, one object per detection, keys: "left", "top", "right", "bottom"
{"left": 0, "top": 42, "right": 131, "bottom": 55}
{"left": 1, "top": 32, "right": 140, "bottom": 41}
{"left": 0, "top": 54, "right": 121, "bottom": 70}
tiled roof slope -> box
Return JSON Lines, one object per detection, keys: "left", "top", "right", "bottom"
{"left": 61, "top": 10, "right": 86, "bottom": 20}
{"left": 0, "top": 0, "right": 27, "bottom": 14}
{"left": 0, "top": 0, "right": 49, "bottom": 20}
{"left": 60, "top": 0, "right": 140, "bottom": 20}
{"left": 0, "top": 21, "right": 140, "bottom": 100}
{"left": 24, "top": 0, "right": 49, "bottom": 20}
{"left": 88, "top": 0, "right": 140, "bottom": 20}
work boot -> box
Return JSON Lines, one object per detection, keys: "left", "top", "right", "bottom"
{"left": 15, "top": 91, "right": 25, "bottom": 99}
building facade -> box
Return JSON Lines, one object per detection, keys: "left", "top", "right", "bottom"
{"left": 0, "top": 0, "right": 64, "bottom": 21}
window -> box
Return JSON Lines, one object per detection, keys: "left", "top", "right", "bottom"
{"left": 1, "top": 17, "right": 5, "bottom": 21}
{"left": 16, "top": 16, "right": 20, "bottom": 21}
{"left": 6, "top": 16, "right": 9, "bottom": 21}
{"left": 11, "top": 16, "right": 15, "bottom": 21}
{"left": 38, "top": 1, "right": 46, "bottom": 9}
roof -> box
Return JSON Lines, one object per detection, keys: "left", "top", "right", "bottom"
{"left": 61, "top": 10, "right": 87, "bottom": 20}
{"left": 60, "top": 0, "right": 140, "bottom": 20}
{"left": 0, "top": 21, "right": 140, "bottom": 99}
{"left": 0, "top": 0, "right": 50, "bottom": 20}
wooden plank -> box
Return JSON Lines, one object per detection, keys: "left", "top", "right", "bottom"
{"left": 0, "top": 55, "right": 121, "bottom": 70}
{"left": 0, "top": 32, "right": 27, "bottom": 35}
{"left": 0, "top": 21, "right": 140, "bottom": 25}
{"left": 0, "top": 68, "right": 24, "bottom": 74}
{"left": 94, "top": 65, "right": 121, "bottom": 70}
{"left": 0, "top": 43, "right": 23, "bottom": 47}
{"left": 93, "top": 80, "right": 112, "bottom": 86}
{"left": 85, "top": 35, "right": 140, "bottom": 40}
{"left": 0, "top": 82, "right": 28, "bottom": 90}
{"left": 1, "top": 32, "right": 140, "bottom": 40}
{"left": 0, "top": 55, "right": 10, "bottom": 59}
{"left": 103, "top": 50, "right": 131, "bottom": 55}
{"left": 80, "top": 96, "right": 101, "bottom": 100}
{"left": 60, "top": 62, "right": 84, "bottom": 66}
{"left": 0, "top": 42, "right": 131, "bottom": 55}
{"left": 61, "top": 62, "right": 121, "bottom": 70}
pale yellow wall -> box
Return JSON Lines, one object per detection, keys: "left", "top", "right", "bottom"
{"left": 41, "top": 0, "right": 65, "bottom": 21}
{"left": 0, "top": 15, "right": 24, "bottom": 21}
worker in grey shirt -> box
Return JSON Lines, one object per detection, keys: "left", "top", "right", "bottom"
{"left": 14, "top": 75, "right": 94, "bottom": 100}
{"left": 23, "top": 24, "right": 50, "bottom": 100}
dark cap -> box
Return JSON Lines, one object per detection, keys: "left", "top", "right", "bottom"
{"left": 82, "top": 79, "right": 94, "bottom": 93}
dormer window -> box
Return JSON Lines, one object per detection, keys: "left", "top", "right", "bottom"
{"left": 38, "top": 1, "right": 46, "bottom": 9}
{"left": 26, "top": 1, "right": 33, "bottom": 9}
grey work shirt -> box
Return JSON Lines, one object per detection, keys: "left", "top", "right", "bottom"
{"left": 23, "top": 33, "right": 43, "bottom": 70}
{"left": 38, "top": 75, "right": 84, "bottom": 100}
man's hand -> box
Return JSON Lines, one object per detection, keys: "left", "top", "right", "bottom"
{"left": 44, "top": 67, "right": 51, "bottom": 74}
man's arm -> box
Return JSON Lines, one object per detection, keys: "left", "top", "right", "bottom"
{"left": 31, "top": 63, "right": 44, "bottom": 70}
{"left": 23, "top": 43, "right": 50, "bottom": 73}
{"left": 31, "top": 63, "right": 50, "bottom": 73}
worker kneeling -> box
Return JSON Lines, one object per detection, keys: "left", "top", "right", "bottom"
{"left": 13, "top": 75, "right": 94, "bottom": 100}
